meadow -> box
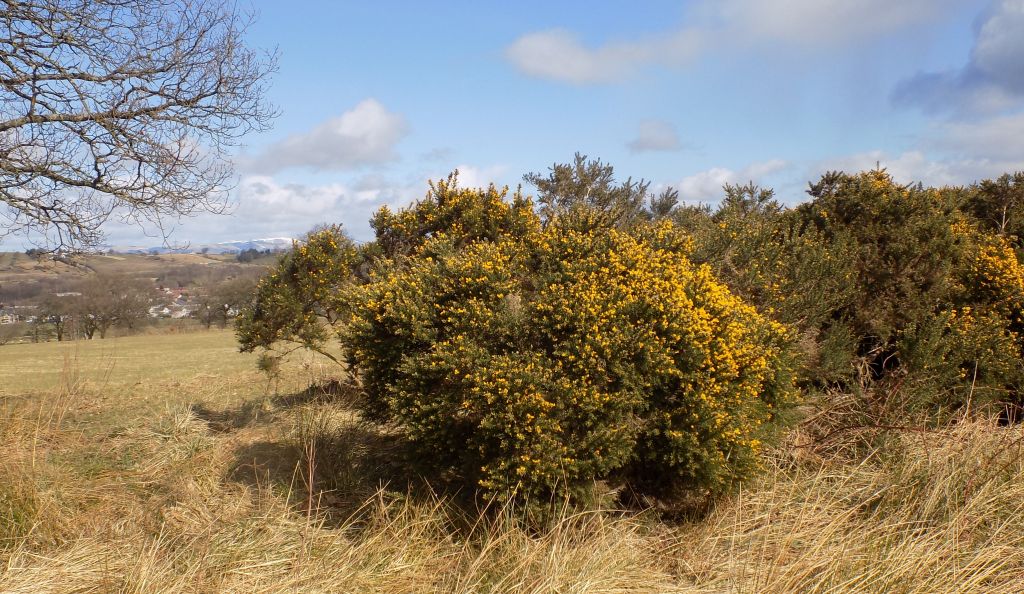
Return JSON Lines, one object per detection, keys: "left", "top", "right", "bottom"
{"left": 2, "top": 329, "right": 1023, "bottom": 593}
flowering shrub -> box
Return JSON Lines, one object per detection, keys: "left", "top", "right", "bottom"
{"left": 668, "top": 169, "right": 1024, "bottom": 421}
{"left": 346, "top": 188, "right": 795, "bottom": 505}
{"left": 369, "top": 172, "right": 538, "bottom": 259}
{"left": 959, "top": 236, "right": 1024, "bottom": 326}
{"left": 928, "top": 234, "right": 1024, "bottom": 414}
{"left": 236, "top": 225, "right": 359, "bottom": 361}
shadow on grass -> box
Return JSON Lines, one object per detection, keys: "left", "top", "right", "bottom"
{"left": 226, "top": 419, "right": 441, "bottom": 522}
{"left": 191, "top": 400, "right": 269, "bottom": 433}
{"left": 208, "top": 379, "right": 446, "bottom": 522}
{"left": 191, "top": 378, "right": 360, "bottom": 433}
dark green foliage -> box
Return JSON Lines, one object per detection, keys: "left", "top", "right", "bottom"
{"left": 799, "top": 171, "right": 962, "bottom": 352}
{"left": 236, "top": 225, "right": 359, "bottom": 363}
{"left": 524, "top": 153, "right": 661, "bottom": 230}
{"left": 964, "top": 172, "right": 1024, "bottom": 249}
{"left": 682, "top": 168, "right": 1024, "bottom": 420}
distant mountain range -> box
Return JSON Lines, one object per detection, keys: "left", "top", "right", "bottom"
{"left": 102, "top": 237, "right": 295, "bottom": 255}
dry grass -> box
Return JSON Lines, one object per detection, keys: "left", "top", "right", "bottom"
{"left": 2, "top": 331, "right": 1023, "bottom": 592}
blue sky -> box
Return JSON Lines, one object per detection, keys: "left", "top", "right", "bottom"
{"left": 103, "top": 0, "right": 1024, "bottom": 245}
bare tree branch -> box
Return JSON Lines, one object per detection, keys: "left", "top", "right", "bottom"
{"left": 0, "top": 0, "right": 278, "bottom": 251}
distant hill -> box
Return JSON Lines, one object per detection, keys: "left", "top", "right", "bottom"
{"left": 0, "top": 250, "right": 276, "bottom": 305}
{"left": 102, "top": 237, "right": 294, "bottom": 255}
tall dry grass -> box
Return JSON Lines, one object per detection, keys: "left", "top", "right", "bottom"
{"left": 2, "top": 355, "right": 1024, "bottom": 592}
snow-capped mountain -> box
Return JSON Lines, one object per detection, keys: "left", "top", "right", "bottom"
{"left": 211, "top": 238, "right": 295, "bottom": 253}
{"left": 103, "top": 237, "right": 294, "bottom": 255}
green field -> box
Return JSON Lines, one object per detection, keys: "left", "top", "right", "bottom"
{"left": 2, "top": 331, "right": 1024, "bottom": 592}
{"left": 0, "top": 329, "right": 261, "bottom": 392}
{"left": 0, "top": 330, "right": 326, "bottom": 431}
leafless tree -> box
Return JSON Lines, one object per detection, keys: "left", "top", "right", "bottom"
{"left": 0, "top": 0, "right": 277, "bottom": 251}
{"left": 74, "top": 272, "right": 153, "bottom": 338}
{"left": 37, "top": 292, "right": 74, "bottom": 340}
{"left": 196, "top": 273, "right": 255, "bottom": 328}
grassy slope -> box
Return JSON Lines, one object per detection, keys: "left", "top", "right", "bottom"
{"left": 1, "top": 331, "right": 1023, "bottom": 592}
{"left": 0, "top": 251, "right": 225, "bottom": 280}
{"left": 0, "top": 252, "right": 270, "bottom": 304}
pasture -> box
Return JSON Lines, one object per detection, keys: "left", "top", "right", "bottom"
{"left": 1, "top": 330, "right": 1023, "bottom": 592}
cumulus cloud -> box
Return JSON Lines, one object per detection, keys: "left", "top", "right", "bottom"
{"left": 506, "top": 0, "right": 957, "bottom": 84}
{"left": 893, "top": 0, "right": 1024, "bottom": 114}
{"left": 181, "top": 164, "right": 511, "bottom": 244}
{"left": 627, "top": 120, "right": 682, "bottom": 153}
{"left": 448, "top": 164, "right": 510, "bottom": 189}
{"left": 231, "top": 176, "right": 397, "bottom": 240}
{"left": 677, "top": 159, "right": 789, "bottom": 202}
{"left": 135, "top": 173, "right": 426, "bottom": 244}
{"left": 241, "top": 99, "right": 409, "bottom": 173}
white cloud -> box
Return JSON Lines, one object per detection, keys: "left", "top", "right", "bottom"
{"left": 504, "top": 28, "right": 702, "bottom": 84}
{"left": 150, "top": 174, "right": 423, "bottom": 243}
{"left": 677, "top": 159, "right": 790, "bottom": 202}
{"left": 893, "top": 0, "right": 1024, "bottom": 114}
{"left": 506, "top": 0, "right": 957, "bottom": 84}
{"left": 449, "top": 164, "right": 510, "bottom": 189}
{"left": 627, "top": 120, "right": 682, "bottom": 153}
{"left": 678, "top": 167, "right": 737, "bottom": 201}
{"left": 930, "top": 111, "right": 1024, "bottom": 160}
{"left": 242, "top": 99, "right": 409, "bottom": 173}
{"left": 815, "top": 148, "right": 1024, "bottom": 188}
{"left": 198, "top": 164, "right": 510, "bottom": 243}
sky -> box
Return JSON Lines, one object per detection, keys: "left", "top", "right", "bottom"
{"left": 93, "top": 0, "right": 1024, "bottom": 245}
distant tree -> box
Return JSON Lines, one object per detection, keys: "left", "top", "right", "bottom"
{"left": 0, "top": 0, "right": 277, "bottom": 251}
{"left": 215, "top": 276, "right": 257, "bottom": 326}
{"left": 74, "top": 274, "right": 153, "bottom": 338}
{"left": 197, "top": 276, "right": 257, "bottom": 328}
{"left": 964, "top": 172, "right": 1024, "bottom": 248}
{"left": 0, "top": 322, "right": 24, "bottom": 345}
{"left": 37, "top": 294, "right": 74, "bottom": 341}
{"left": 236, "top": 248, "right": 268, "bottom": 263}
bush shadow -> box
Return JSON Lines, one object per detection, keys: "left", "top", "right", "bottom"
{"left": 216, "top": 379, "right": 450, "bottom": 524}
{"left": 191, "top": 377, "right": 359, "bottom": 433}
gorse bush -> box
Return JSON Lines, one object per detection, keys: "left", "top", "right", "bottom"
{"left": 368, "top": 173, "right": 538, "bottom": 259}
{"left": 788, "top": 172, "right": 1024, "bottom": 416}
{"left": 237, "top": 225, "right": 359, "bottom": 363}
{"left": 346, "top": 179, "right": 795, "bottom": 505}
{"left": 671, "top": 169, "right": 1024, "bottom": 421}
